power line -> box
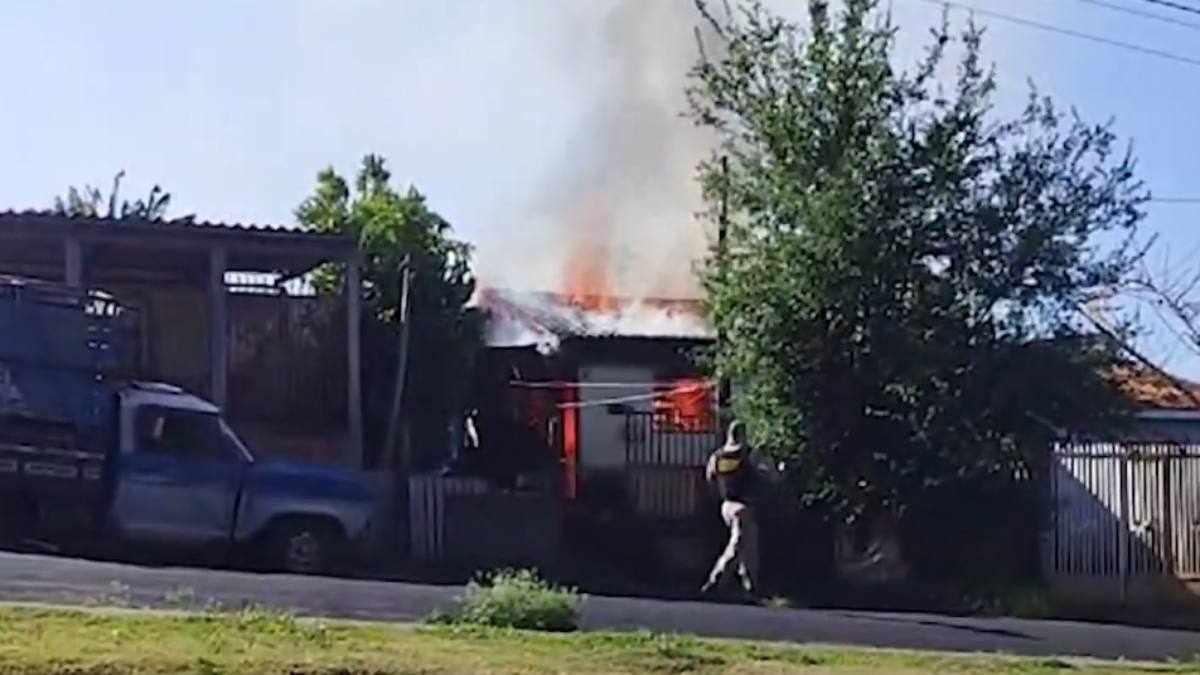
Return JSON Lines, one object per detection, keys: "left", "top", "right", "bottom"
{"left": 1071, "top": 0, "right": 1200, "bottom": 31}
{"left": 511, "top": 379, "right": 715, "bottom": 389}
{"left": 1150, "top": 197, "right": 1200, "bottom": 204}
{"left": 916, "top": 0, "right": 1200, "bottom": 69}
{"left": 1138, "top": 0, "right": 1200, "bottom": 18}
{"left": 555, "top": 383, "right": 715, "bottom": 410}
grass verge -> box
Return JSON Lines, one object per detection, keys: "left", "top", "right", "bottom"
{"left": 0, "top": 605, "right": 1191, "bottom": 674}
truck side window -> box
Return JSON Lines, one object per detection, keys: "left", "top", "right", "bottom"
{"left": 135, "top": 407, "right": 221, "bottom": 460}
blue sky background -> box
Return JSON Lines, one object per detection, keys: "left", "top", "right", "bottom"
{"left": 1, "top": 0, "right": 1198, "bottom": 373}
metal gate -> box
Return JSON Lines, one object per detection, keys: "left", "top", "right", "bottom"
{"left": 623, "top": 412, "right": 722, "bottom": 520}
{"left": 1048, "top": 442, "right": 1200, "bottom": 586}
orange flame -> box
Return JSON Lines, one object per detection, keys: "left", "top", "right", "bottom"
{"left": 562, "top": 195, "right": 620, "bottom": 312}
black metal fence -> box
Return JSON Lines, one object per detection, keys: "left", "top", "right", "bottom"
{"left": 624, "top": 411, "right": 721, "bottom": 468}
{"left": 623, "top": 411, "right": 722, "bottom": 521}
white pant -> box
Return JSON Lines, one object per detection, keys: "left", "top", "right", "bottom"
{"left": 706, "top": 500, "right": 759, "bottom": 593}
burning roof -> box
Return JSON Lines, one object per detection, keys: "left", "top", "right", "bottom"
{"left": 476, "top": 287, "right": 713, "bottom": 352}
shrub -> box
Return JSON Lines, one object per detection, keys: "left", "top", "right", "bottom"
{"left": 457, "top": 568, "right": 581, "bottom": 632}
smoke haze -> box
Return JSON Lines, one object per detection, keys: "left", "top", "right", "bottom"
{"left": 471, "top": 0, "right": 1032, "bottom": 301}
{"left": 476, "top": 0, "right": 719, "bottom": 301}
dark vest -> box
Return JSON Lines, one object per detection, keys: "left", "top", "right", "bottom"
{"left": 713, "top": 445, "right": 752, "bottom": 502}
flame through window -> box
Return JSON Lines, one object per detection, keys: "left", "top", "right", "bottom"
{"left": 652, "top": 378, "right": 714, "bottom": 432}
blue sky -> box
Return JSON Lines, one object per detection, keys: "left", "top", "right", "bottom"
{"left": 1, "top": 0, "right": 1198, "bottom": 373}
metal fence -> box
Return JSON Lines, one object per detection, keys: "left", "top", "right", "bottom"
{"left": 624, "top": 412, "right": 722, "bottom": 468}
{"left": 1047, "top": 442, "right": 1200, "bottom": 586}
{"left": 623, "top": 412, "right": 722, "bottom": 520}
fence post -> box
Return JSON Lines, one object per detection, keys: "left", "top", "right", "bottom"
{"left": 1042, "top": 443, "right": 1058, "bottom": 580}
{"left": 1118, "top": 447, "right": 1130, "bottom": 605}
{"left": 1163, "top": 449, "right": 1175, "bottom": 577}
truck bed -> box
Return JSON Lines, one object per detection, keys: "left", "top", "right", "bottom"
{"left": 0, "top": 416, "right": 107, "bottom": 503}
{"left": 0, "top": 277, "right": 126, "bottom": 530}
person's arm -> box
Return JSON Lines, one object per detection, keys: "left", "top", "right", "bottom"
{"left": 465, "top": 415, "right": 480, "bottom": 449}
{"left": 704, "top": 451, "right": 718, "bottom": 484}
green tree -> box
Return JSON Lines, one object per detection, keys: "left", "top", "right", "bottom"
{"left": 53, "top": 170, "right": 173, "bottom": 219}
{"left": 690, "top": 1, "right": 1143, "bottom": 521}
{"left": 297, "top": 155, "right": 480, "bottom": 463}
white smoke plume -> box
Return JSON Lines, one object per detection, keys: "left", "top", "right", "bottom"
{"left": 471, "top": 0, "right": 1030, "bottom": 302}
{"left": 477, "top": 0, "right": 720, "bottom": 301}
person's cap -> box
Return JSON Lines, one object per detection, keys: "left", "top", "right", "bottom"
{"left": 725, "top": 420, "right": 745, "bottom": 449}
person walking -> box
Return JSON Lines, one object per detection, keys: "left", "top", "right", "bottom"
{"left": 701, "top": 420, "right": 774, "bottom": 599}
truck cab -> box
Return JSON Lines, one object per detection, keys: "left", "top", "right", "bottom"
{"left": 108, "top": 382, "right": 376, "bottom": 574}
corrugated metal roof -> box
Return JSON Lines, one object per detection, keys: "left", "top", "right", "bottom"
{"left": 0, "top": 209, "right": 352, "bottom": 246}
{"left": 477, "top": 287, "right": 713, "bottom": 351}
{"left": 0, "top": 210, "right": 356, "bottom": 276}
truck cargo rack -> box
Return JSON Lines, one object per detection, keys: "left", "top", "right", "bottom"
{"left": 0, "top": 275, "right": 139, "bottom": 446}
{"left": 0, "top": 275, "right": 141, "bottom": 377}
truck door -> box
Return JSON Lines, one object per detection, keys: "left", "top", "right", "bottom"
{"left": 111, "top": 405, "right": 244, "bottom": 547}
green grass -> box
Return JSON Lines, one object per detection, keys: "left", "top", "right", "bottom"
{"left": 0, "top": 605, "right": 1190, "bottom": 674}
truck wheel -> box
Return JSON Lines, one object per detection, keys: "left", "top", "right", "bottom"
{"left": 266, "top": 520, "right": 342, "bottom": 575}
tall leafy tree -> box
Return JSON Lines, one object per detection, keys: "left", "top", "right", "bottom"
{"left": 297, "top": 155, "right": 480, "bottom": 464}
{"left": 690, "top": 1, "right": 1144, "bottom": 521}
{"left": 54, "top": 171, "right": 173, "bottom": 220}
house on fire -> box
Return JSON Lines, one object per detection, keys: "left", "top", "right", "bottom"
{"left": 476, "top": 287, "right": 719, "bottom": 497}
{"left": 406, "top": 287, "right": 726, "bottom": 570}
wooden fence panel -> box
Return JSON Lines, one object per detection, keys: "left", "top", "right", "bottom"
{"left": 408, "top": 474, "right": 489, "bottom": 561}
{"left": 227, "top": 293, "right": 346, "bottom": 427}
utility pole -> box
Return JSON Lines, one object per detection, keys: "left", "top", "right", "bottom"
{"left": 384, "top": 255, "right": 413, "bottom": 469}
{"left": 717, "top": 156, "right": 732, "bottom": 413}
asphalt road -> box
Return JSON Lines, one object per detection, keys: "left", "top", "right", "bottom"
{"left": 0, "top": 551, "right": 1194, "bottom": 662}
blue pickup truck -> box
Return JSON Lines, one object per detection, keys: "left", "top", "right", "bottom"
{"left": 0, "top": 276, "right": 377, "bottom": 574}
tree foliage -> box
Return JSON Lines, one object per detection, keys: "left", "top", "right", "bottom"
{"left": 690, "top": 0, "right": 1144, "bottom": 518}
{"left": 53, "top": 170, "right": 173, "bottom": 220}
{"left": 297, "top": 155, "right": 480, "bottom": 457}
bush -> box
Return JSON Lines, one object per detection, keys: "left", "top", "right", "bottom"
{"left": 457, "top": 569, "right": 581, "bottom": 632}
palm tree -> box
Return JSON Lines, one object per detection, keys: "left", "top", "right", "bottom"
{"left": 53, "top": 171, "right": 173, "bottom": 220}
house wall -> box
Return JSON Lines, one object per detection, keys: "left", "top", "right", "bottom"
{"left": 1126, "top": 418, "right": 1200, "bottom": 443}
{"left": 571, "top": 338, "right": 714, "bottom": 472}
{"left": 577, "top": 363, "right": 657, "bottom": 470}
